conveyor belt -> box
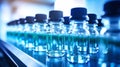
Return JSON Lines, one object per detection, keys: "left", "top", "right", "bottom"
{"left": 0, "top": 40, "right": 45, "bottom": 67}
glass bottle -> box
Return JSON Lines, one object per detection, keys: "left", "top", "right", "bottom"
{"left": 33, "top": 14, "right": 47, "bottom": 52}
{"left": 31, "top": 14, "right": 48, "bottom": 61}
{"left": 24, "top": 16, "right": 35, "bottom": 55}
{"left": 87, "top": 14, "right": 99, "bottom": 54}
{"left": 63, "top": 16, "right": 70, "bottom": 51}
{"left": 14, "top": 20, "right": 20, "bottom": 45}
{"left": 99, "top": 1, "right": 120, "bottom": 66}
{"left": 13, "top": 20, "right": 19, "bottom": 44}
{"left": 67, "top": 7, "right": 90, "bottom": 63}
{"left": 7, "top": 20, "right": 18, "bottom": 44}
{"left": 6, "top": 21, "right": 14, "bottom": 43}
{"left": 17, "top": 18, "right": 26, "bottom": 49}
{"left": 47, "top": 10, "right": 65, "bottom": 57}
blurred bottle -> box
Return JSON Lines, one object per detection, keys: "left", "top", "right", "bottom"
{"left": 87, "top": 14, "right": 99, "bottom": 54}
{"left": 99, "top": 1, "right": 120, "bottom": 66}
{"left": 33, "top": 14, "right": 47, "bottom": 52}
{"left": 6, "top": 21, "right": 13, "bottom": 42}
{"left": 6, "top": 20, "right": 18, "bottom": 44}
{"left": 17, "top": 18, "right": 26, "bottom": 49}
{"left": 63, "top": 16, "right": 70, "bottom": 51}
{"left": 47, "top": 10, "right": 65, "bottom": 57}
{"left": 24, "top": 16, "right": 35, "bottom": 55}
{"left": 67, "top": 7, "right": 90, "bottom": 63}
{"left": 14, "top": 20, "right": 20, "bottom": 45}
{"left": 46, "top": 57, "right": 66, "bottom": 67}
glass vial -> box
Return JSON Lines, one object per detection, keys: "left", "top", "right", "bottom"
{"left": 6, "top": 20, "right": 18, "bottom": 44}
{"left": 24, "top": 16, "right": 35, "bottom": 54}
{"left": 63, "top": 16, "right": 70, "bottom": 51}
{"left": 87, "top": 14, "right": 99, "bottom": 54}
{"left": 47, "top": 10, "right": 65, "bottom": 57}
{"left": 6, "top": 21, "right": 14, "bottom": 43}
{"left": 67, "top": 7, "right": 90, "bottom": 63}
{"left": 17, "top": 18, "right": 26, "bottom": 49}
{"left": 99, "top": 1, "right": 120, "bottom": 66}
{"left": 33, "top": 14, "right": 47, "bottom": 52}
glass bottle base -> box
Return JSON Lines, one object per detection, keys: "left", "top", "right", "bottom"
{"left": 47, "top": 50, "right": 65, "bottom": 57}
{"left": 67, "top": 54, "right": 90, "bottom": 63}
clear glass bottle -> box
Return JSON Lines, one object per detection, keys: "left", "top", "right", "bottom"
{"left": 33, "top": 14, "right": 47, "bottom": 52}
{"left": 67, "top": 7, "right": 90, "bottom": 63}
{"left": 63, "top": 16, "right": 70, "bottom": 51}
{"left": 17, "top": 18, "right": 26, "bottom": 49}
{"left": 13, "top": 20, "right": 18, "bottom": 44}
{"left": 99, "top": 1, "right": 120, "bottom": 66}
{"left": 47, "top": 10, "right": 65, "bottom": 57}
{"left": 6, "top": 21, "right": 14, "bottom": 43}
{"left": 14, "top": 20, "right": 20, "bottom": 45}
{"left": 87, "top": 14, "right": 99, "bottom": 54}
{"left": 24, "top": 16, "right": 35, "bottom": 54}
{"left": 7, "top": 20, "right": 18, "bottom": 44}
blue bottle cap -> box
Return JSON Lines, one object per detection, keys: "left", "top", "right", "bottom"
{"left": 25, "top": 16, "right": 34, "bottom": 24}
{"left": 14, "top": 20, "right": 19, "bottom": 25}
{"left": 63, "top": 16, "right": 70, "bottom": 25}
{"left": 7, "top": 21, "right": 13, "bottom": 26}
{"left": 19, "top": 18, "right": 26, "bottom": 24}
{"left": 103, "top": 1, "right": 120, "bottom": 17}
{"left": 71, "top": 7, "right": 87, "bottom": 20}
{"left": 88, "top": 14, "right": 97, "bottom": 20}
{"left": 35, "top": 14, "right": 47, "bottom": 22}
{"left": 49, "top": 10, "right": 63, "bottom": 21}
{"left": 88, "top": 14, "right": 97, "bottom": 24}
{"left": 7, "top": 20, "right": 18, "bottom": 26}
{"left": 97, "top": 19, "right": 104, "bottom": 27}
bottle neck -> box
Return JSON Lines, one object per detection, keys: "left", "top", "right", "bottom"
{"left": 69, "top": 20, "right": 89, "bottom": 35}
{"left": 24, "top": 23, "right": 34, "bottom": 32}
{"left": 35, "top": 20, "right": 47, "bottom": 23}
{"left": 49, "top": 18, "right": 63, "bottom": 26}
{"left": 49, "top": 20, "right": 64, "bottom": 33}
{"left": 70, "top": 20, "right": 87, "bottom": 29}
{"left": 87, "top": 23, "right": 97, "bottom": 29}
{"left": 49, "top": 21, "right": 63, "bottom": 28}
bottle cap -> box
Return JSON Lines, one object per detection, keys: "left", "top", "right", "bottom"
{"left": 35, "top": 14, "right": 47, "bottom": 22}
{"left": 88, "top": 14, "right": 97, "bottom": 24}
{"left": 14, "top": 20, "right": 19, "bottom": 25}
{"left": 63, "top": 16, "right": 70, "bottom": 25}
{"left": 19, "top": 18, "right": 26, "bottom": 24}
{"left": 25, "top": 16, "right": 34, "bottom": 24}
{"left": 97, "top": 19, "right": 104, "bottom": 27}
{"left": 71, "top": 7, "right": 87, "bottom": 20}
{"left": 7, "top": 20, "right": 18, "bottom": 26}
{"left": 49, "top": 10, "right": 63, "bottom": 21}
{"left": 7, "top": 21, "right": 13, "bottom": 26}
{"left": 103, "top": 1, "right": 120, "bottom": 17}
{"left": 88, "top": 14, "right": 97, "bottom": 20}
